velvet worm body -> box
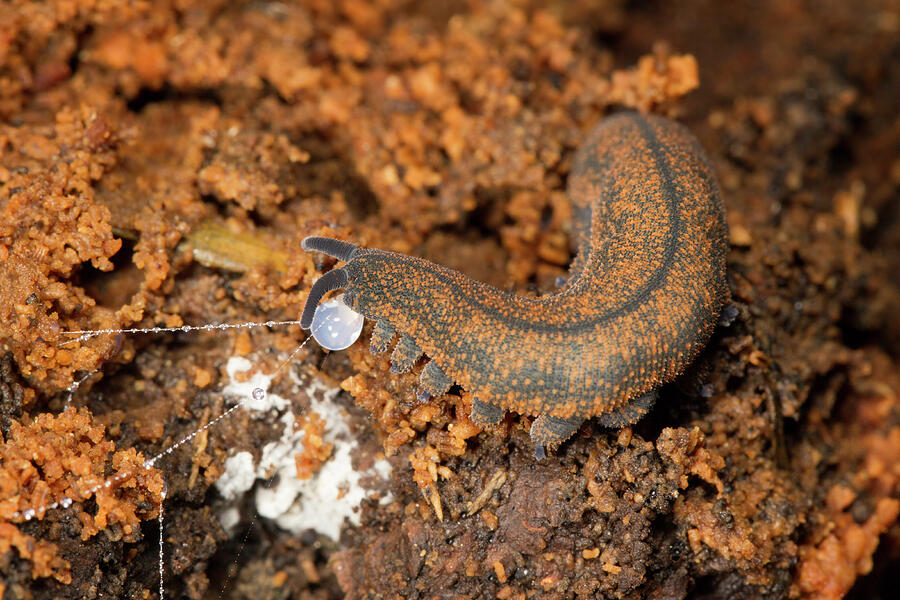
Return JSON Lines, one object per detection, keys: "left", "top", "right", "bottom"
{"left": 301, "top": 112, "right": 728, "bottom": 449}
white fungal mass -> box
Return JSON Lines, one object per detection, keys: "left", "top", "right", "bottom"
{"left": 311, "top": 294, "right": 364, "bottom": 350}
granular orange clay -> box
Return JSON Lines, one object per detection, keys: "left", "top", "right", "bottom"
{"left": 1, "top": 1, "right": 899, "bottom": 598}
{"left": 293, "top": 412, "right": 333, "bottom": 480}
{"left": 0, "top": 408, "right": 163, "bottom": 588}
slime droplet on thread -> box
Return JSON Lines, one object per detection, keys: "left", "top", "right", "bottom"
{"left": 311, "top": 294, "right": 364, "bottom": 351}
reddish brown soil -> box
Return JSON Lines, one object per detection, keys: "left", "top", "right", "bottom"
{"left": 1, "top": 1, "right": 899, "bottom": 599}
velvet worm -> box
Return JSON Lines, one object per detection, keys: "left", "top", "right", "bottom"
{"left": 301, "top": 112, "right": 728, "bottom": 449}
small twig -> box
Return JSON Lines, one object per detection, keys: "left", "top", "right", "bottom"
{"left": 465, "top": 469, "right": 507, "bottom": 516}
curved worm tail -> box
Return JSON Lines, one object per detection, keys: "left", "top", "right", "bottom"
{"left": 301, "top": 268, "right": 348, "bottom": 329}
{"left": 302, "top": 237, "right": 358, "bottom": 262}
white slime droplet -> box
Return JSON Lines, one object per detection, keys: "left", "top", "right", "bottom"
{"left": 311, "top": 294, "right": 364, "bottom": 351}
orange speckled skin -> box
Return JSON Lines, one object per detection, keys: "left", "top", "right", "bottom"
{"left": 311, "top": 113, "right": 727, "bottom": 441}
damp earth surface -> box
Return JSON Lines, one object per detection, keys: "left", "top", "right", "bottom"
{"left": 1, "top": 1, "right": 900, "bottom": 599}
